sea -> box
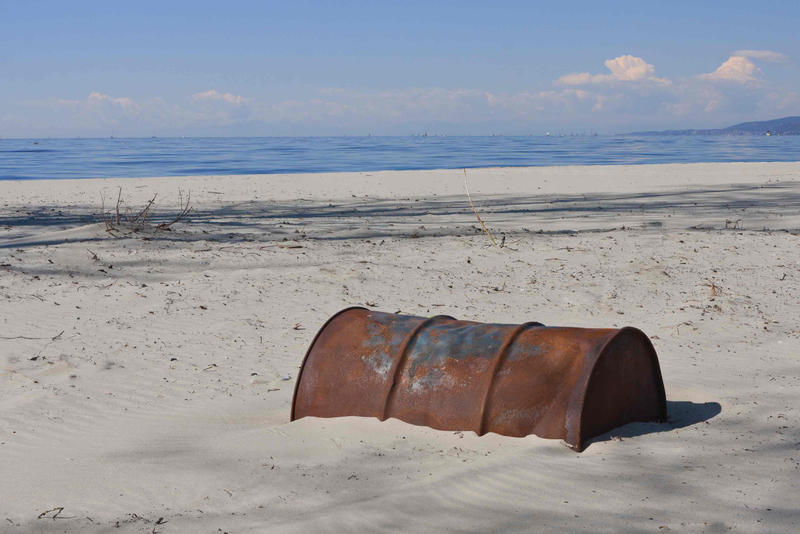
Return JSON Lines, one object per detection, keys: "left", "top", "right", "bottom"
{"left": 2, "top": 135, "right": 799, "bottom": 180}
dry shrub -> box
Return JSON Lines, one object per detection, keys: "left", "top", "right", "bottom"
{"left": 101, "top": 187, "right": 191, "bottom": 236}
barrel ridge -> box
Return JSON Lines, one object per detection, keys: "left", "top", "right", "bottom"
{"left": 477, "top": 321, "right": 544, "bottom": 435}
{"left": 381, "top": 314, "right": 456, "bottom": 421}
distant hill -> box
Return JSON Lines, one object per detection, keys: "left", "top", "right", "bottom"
{"left": 630, "top": 116, "right": 800, "bottom": 136}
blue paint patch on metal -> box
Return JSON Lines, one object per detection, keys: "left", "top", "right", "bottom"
{"left": 361, "top": 312, "right": 423, "bottom": 379}
{"left": 364, "top": 312, "right": 417, "bottom": 348}
{"left": 406, "top": 324, "right": 508, "bottom": 379}
{"left": 507, "top": 342, "right": 543, "bottom": 362}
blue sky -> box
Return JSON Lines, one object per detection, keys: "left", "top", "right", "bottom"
{"left": 2, "top": 1, "right": 798, "bottom": 137}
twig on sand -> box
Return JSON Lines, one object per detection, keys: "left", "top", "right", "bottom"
{"left": 156, "top": 190, "right": 192, "bottom": 231}
{"left": 38, "top": 507, "right": 63, "bottom": 519}
{"left": 23, "top": 330, "right": 65, "bottom": 361}
{"left": 463, "top": 169, "right": 499, "bottom": 248}
{"left": 115, "top": 187, "right": 122, "bottom": 224}
{"left": 702, "top": 279, "right": 723, "bottom": 297}
{"left": 151, "top": 517, "right": 167, "bottom": 533}
{"left": 0, "top": 330, "right": 63, "bottom": 341}
{"left": 100, "top": 188, "right": 126, "bottom": 234}
{"left": 132, "top": 194, "right": 158, "bottom": 227}
{"left": 37, "top": 507, "right": 74, "bottom": 520}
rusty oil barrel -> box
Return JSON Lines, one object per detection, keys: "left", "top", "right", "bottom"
{"left": 291, "top": 307, "right": 666, "bottom": 451}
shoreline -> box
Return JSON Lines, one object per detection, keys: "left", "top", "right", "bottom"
{"left": 2, "top": 161, "right": 799, "bottom": 246}
{"left": 3, "top": 160, "right": 800, "bottom": 190}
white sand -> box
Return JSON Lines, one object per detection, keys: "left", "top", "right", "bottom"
{"left": 1, "top": 162, "right": 798, "bottom": 532}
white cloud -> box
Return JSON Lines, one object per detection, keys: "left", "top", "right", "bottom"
{"left": 733, "top": 49, "right": 788, "bottom": 63}
{"left": 557, "top": 55, "right": 670, "bottom": 86}
{"left": 87, "top": 91, "right": 135, "bottom": 109}
{"left": 699, "top": 50, "right": 791, "bottom": 85}
{"left": 699, "top": 55, "right": 762, "bottom": 84}
{"left": 557, "top": 72, "right": 593, "bottom": 85}
{"left": 604, "top": 55, "right": 656, "bottom": 81}
{"left": 191, "top": 89, "right": 247, "bottom": 105}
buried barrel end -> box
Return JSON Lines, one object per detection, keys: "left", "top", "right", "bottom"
{"left": 567, "top": 326, "right": 667, "bottom": 452}
{"left": 290, "top": 306, "right": 368, "bottom": 422}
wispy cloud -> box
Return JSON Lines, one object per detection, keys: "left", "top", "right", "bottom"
{"left": 191, "top": 89, "right": 247, "bottom": 105}
{"left": 557, "top": 55, "right": 670, "bottom": 86}
{"left": 45, "top": 92, "right": 138, "bottom": 112}
{"left": 16, "top": 92, "right": 171, "bottom": 135}
{"left": 733, "top": 49, "right": 788, "bottom": 63}
{"left": 87, "top": 91, "right": 136, "bottom": 110}
{"left": 267, "top": 87, "right": 604, "bottom": 126}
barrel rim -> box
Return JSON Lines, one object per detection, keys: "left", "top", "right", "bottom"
{"left": 569, "top": 326, "right": 667, "bottom": 451}
{"left": 290, "top": 306, "right": 367, "bottom": 421}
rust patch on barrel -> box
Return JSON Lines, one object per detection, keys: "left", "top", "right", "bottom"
{"left": 292, "top": 308, "right": 667, "bottom": 451}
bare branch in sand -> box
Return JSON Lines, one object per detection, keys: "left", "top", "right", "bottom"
{"left": 463, "top": 169, "right": 499, "bottom": 248}
{"left": 156, "top": 190, "right": 192, "bottom": 231}
{"left": 99, "top": 189, "right": 192, "bottom": 236}
{"left": 37, "top": 507, "right": 75, "bottom": 520}
{"left": 115, "top": 187, "right": 122, "bottom": 225}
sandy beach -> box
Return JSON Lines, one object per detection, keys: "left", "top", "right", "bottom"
{"left": 1, "top": 162, "right": 799, "bottom": 533}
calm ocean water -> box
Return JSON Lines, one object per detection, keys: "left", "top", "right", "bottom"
{"left": 1, "top": 135, "right": 799, "bottom": 180}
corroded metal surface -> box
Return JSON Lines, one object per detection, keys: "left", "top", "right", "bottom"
{"left": 291, "top": 308, "right": 666, "bottom": 451}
